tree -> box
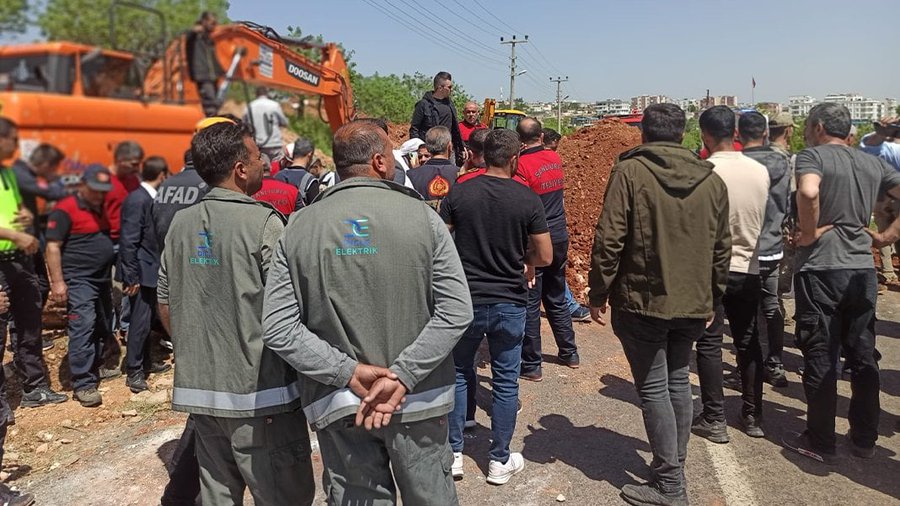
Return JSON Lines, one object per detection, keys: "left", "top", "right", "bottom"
{"left": 895, "top": 105, "right": 900, "bottom": 116}
{"left": 0, "top": 0, "right": 28, "bottom": 33}
{"left": 37, "top": 0, "right": 228, "bottom": 52}
{"left": 682, "top": 118, "right": 701, "bottom": 151}
{"left": 351, "top": 71, "right": 472, "bottom": 124}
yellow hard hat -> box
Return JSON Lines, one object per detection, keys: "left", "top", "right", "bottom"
{"left": 194, "top": 116, "right": 236, "bottom": 133}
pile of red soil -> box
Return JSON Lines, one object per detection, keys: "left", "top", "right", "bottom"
{"left": 560, "top": 119, "right": 642, "bottom": 301}
{"left": 388, "top": 122, "right": 411, "bottom": 148}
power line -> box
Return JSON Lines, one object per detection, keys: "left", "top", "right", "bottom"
{"left": 522, "top": 45, "right": 563, "bottom": 76}
{"left": 391, "top": 0, "right": 507, "bottom": 61}
{"left": 472, "top": 0, "right": 521, "bottom": 35}
{"left": 378, "top": 0, "right": 507, "bottom": 66}
{"left": 448, "top": 0, "right": 505, "bottom": 35}
{"left": 399, "top": 0, "right": 507, "bottom": 58}
{"left": 359, "top": 0, "right": 505, "bottom": 70}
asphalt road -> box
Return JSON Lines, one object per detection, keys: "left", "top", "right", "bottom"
{"left": 453, "top": 293, "right": 900, "bottom": 505}
{"left": 23, "top": 293, "right": 900, "bottom": 505}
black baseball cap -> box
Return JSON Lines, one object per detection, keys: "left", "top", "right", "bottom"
{"left": 82, "top": 164, "right": 113, "bottom": 192}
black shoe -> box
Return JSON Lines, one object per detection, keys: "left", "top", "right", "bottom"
{"left": 764, "top": 365, "right": 788, "bottom": 387}
{"left": 692, "top": 414, "right": 730, "bottom": 444}
{"left": 561, "top": 355, "right": 580, "bottom": 369}
{"left": 99, "top": 367, "right": 122, "bottom": 381}
{"left": 846, "top": 431, "right": 875, "bottom": 459}
{"left": 41, "top": 335, "right": 55, "bottom": 351}
{"left": 20, "top": 386, "right": 68, "bottom": 407}
{"left": 741, "top": 414, "right": 765, "bottom": 438}
{"left": 126, "top": 373, "right": 149, "bottom": 393}
{"left": 620, "top": 483, "right": 687, "bottom": 506}
{"left": 782, "top": 431, "right": 836, "bottom": 464}
{"left": 0, "top": 491, "right": 35, "bottom": 506}
{"left": 519, "top": 370, "right": 543, "bottom": 382}
{"left": 571, "top": 306, "right": 591, "bottom": 322}
{"left": 144, "top": 362, "right": 172, "bottom": 375}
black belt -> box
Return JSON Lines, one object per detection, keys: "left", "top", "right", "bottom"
{"left": 0, "top": 250, "right": 23, "bottom": 263}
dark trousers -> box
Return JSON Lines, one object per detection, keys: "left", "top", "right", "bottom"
{"left": 0, "top": 256, "right": 48, "bottom": 392}
{"left": 33, "top": 247, "right": 50, "bottom": 306}
{"left": 696, "top": 272, "right": 763, "bottom": 420}
{"left": 125, "top": 286, "right": 157, "bottom": 375}
{"left": 759, "top": 259, "right": 785, "bottom": 367}
{"left": 613, "top": 309, "right": 704, "bottom": 495}
{"left": 161, "top": 416, "right": 201, "bottom": 506}
{"left": 522, "top": 240, "right": 577, "bottom": 373}
{"left": 67, "top": 278, "right": 113, "bottom": 392}
{"left": 197, "top": 81, "right": 219, "bottom": 117}
{"left": 794, "top": 269, "right": 880, "bottom": 451}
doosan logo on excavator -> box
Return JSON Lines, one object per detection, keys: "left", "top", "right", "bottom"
{"left": 285, "top": 62, "right": 321, "bottom": 87}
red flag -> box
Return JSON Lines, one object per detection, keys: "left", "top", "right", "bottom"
{"left": 752, "top": 77, "right": 756, "bottom": 88}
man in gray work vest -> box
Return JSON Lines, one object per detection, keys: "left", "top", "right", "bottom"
{"left": 263, "top": 120, "right": 474, "bottom": 504}
{"left": 157, "top": 118, "right": 314, "bottom": 505}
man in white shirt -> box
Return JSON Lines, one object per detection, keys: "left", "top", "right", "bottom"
{"left": 693, "top": 106, "right": 770, "bottom": 442}
{"left": 244, "top": 87, "right": 289, "bottom": 161}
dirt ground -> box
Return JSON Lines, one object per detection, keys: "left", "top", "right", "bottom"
{"left": 5, "top": 286, "right": 900, "bottom": 505}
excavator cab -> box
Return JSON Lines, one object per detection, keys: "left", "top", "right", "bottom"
{"left": 480, "top": 98, "right": 526, "bottom": 131}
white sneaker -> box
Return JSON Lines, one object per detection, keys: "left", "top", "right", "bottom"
{"left": 486, "top": 452, "right": 525, "bottom": 485}
{"left": 464, "top": 419, "right": 477, "bottom": 429}
{"left": 452, "top": 452, "right": 464, "bottom": 479}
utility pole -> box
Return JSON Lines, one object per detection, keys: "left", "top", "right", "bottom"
{"left": 551, "top": 76, "right": 569, "bottom": 130}
{"left": 501, "top": 35, "right": 527, "bottom": 109}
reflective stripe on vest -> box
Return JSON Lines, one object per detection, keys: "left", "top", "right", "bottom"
{"left": 172, "top": 380, "right": 302, "bottom": 412}
{"left": 303, "top": 384, "right": 454, "bottom": 429}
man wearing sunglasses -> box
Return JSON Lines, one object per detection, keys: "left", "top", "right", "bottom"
{"left": 410, "top": 71, "right": 466, "bottom": 167}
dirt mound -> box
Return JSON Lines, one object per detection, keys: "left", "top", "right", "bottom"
{"left": 561, "top": 119, "right": 642, "bottom": 301}
{"left": 388, "top": 122, "right": 410, "bottom": 148}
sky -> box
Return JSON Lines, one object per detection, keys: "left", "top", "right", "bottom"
{"left": 226, "top": 0, "right": 899, "bottom": 104}
{"left": 4, "top": 0, "right": 897, "bottom": 105}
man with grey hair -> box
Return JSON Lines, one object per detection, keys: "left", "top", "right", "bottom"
{"left": 783, "top": 102, "right": 900, "bottom": 463}
{"left": 408, "top": 126, "right": 459, "bottom": 204}
{"left": 262, "top": 119, "right": 473, "bottom": 503}
{"left": 410, "top": 71, "right": 465, "bottom": 166}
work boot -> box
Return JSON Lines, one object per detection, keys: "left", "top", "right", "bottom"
{"left": 20, "top": 386, "right": 68, "bottom": 408}
{"left": 561, "top": 355, "right": 580, "bottom": 369}
{"left": 764, "top": 364, "right": 788, "bottom": 387}
{"left": 691, "top": 414, "right": 729, "bottom": 444}
{"left": 126, "top": 372, "right": 149, "bottom": 394}
{"left": 846, "top": 431, "right": 876, "bottom": 459}
{"left": 620, "top": 483, "right": 688, "bottom": 506}
{"left": 74, "top": 387, "right": 102, "bottom": 408}
{"left": 144, "top": 362, "right": 172, "bottom": 375}
{"left": 99, "top": 367, "right": 122, "bottom": 381}
{"left": 519, "top": 370, "right": 543, "bottom": 382}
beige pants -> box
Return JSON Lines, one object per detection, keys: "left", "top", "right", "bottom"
{"left": 874, "top": 196, "right": 900, "bottom": 281}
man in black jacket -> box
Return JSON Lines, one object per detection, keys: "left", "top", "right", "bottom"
{"left": 186, "top": 12, "right": 224, "bottom": 117}
{"left": 410, "top": 72, "right": 465, "bottom": 167}
{"left": 408, "top": 126, "right": 459, "bottom": 205}
{"left": 119, "top": 157, "right": 170, "bottom": 393}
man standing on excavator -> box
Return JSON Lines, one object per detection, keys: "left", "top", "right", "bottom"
{"left": 186, "top": 11, "right": 225, "bottom": 117}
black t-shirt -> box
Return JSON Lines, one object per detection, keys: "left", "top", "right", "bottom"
{"left": 46, "top": 195, "right": 115, "bottom": 282}
{"left": 440, "top": 175, "right": 548, "bottom": 305}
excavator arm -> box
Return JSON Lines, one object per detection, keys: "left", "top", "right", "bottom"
{"left": 144, "top": 22, "right": 355, "bottom": 132}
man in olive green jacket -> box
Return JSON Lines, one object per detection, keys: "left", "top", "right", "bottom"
{"left": 588, "top": 103, "right": 731, "bottom": 506}
{"left": 158, "top": 120, "right": 314, "bottom": 506}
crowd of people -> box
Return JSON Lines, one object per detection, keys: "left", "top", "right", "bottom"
{"left": 0, "top": 68, "right": 896, "bottom": 506}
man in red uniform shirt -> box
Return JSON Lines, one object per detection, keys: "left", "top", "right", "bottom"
{"left": 459, "top": 101, "right": 487, "bottom": 144}
{"left": 516, "top": 118, "right": 578, "bottom": 381}
{"left": 253, "top": 162, "right": 303, "bottom": 215}
{"left": 105, "top": 141, "right": 144, "bottom": 242}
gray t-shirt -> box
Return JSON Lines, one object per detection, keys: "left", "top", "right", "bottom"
{"left": 795, "top": 144, "right": 900, "bottom": 272}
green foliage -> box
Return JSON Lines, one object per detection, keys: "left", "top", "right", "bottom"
{"left": 541, "top": 117, "right": 574, "bottom": 135}
{"left": 287, "top": 114, "right": 333, "bottom": 156}
{"left": 351, "top": 71, "right": 472, "bottom": 124}
{"left": 789, "top": 118, "right": 806, "bottom": 152}
{"left": 0, "top": 0, "right": 28, "bottom": 33}
{"left": 37, "top": 0, "right": 229, "bottom": 52}
{"left": 682, "top": 118, "right": 701, "bottom": 151}
{"left": 896, "top": 105, "right": 900, "bottom": 116}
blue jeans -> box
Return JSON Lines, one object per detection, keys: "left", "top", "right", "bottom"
{"left": 449, "top": 303, "right": 526, "bottom": 463}
{"left": 564, "top": 284, "right": 579, "bottom": 314}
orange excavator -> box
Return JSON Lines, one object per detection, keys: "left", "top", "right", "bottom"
{"left": 0, "top": 3, "right": 354, "bottom": 174}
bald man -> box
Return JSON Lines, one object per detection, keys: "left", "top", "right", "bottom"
{"left": 262, "top": 120, "right": 473, "bottom": 504}
{"left": 459, "top": 101, "right": 487, "bottom": 144}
